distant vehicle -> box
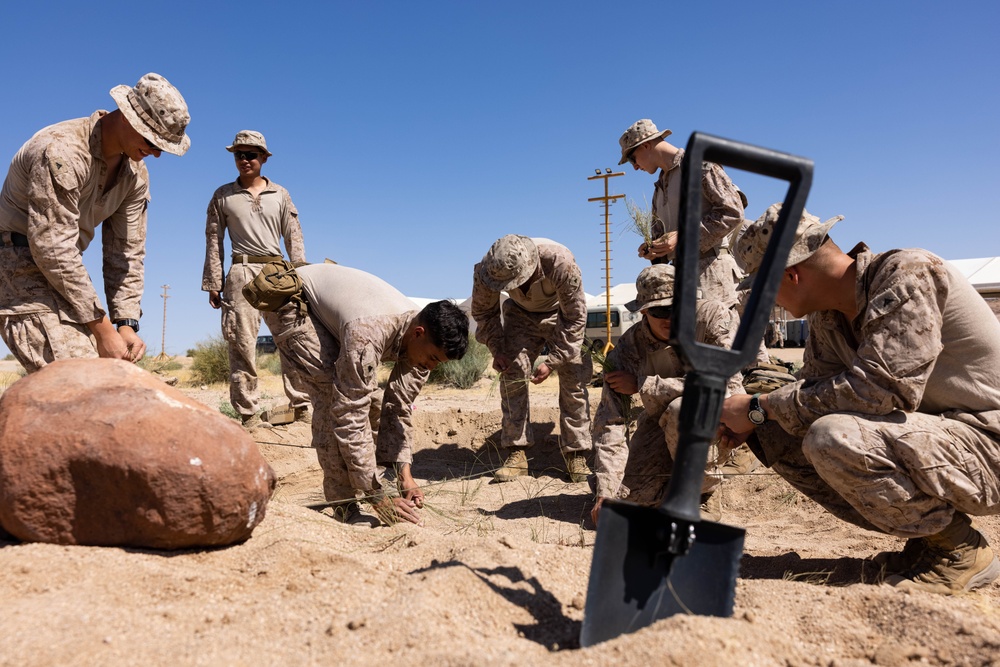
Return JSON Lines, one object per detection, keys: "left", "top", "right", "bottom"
{"left": 585, "top": 304, "right": 641, "bottom": 351}
{"left": 256, "top": 335, "right": 276, "bottom": 354}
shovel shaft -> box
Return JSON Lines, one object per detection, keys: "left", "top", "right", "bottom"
{"left": 658, "top": 370, "right": 726, "bottom": 523}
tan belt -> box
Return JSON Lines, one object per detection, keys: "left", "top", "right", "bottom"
{"left": 232, "top": 253, "right": 283, "bottom": 265}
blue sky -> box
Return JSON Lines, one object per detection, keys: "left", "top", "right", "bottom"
{"left": 2, "top": 1, "right": 998, "bottom": 356}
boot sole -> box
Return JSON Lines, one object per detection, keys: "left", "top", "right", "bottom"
{"left": 966, "top": 555, "right": 1000, "bottom": 591}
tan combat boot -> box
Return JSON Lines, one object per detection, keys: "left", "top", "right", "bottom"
{"left": 721, "top": 444, "right": 760, "bottom": 477}
{"left": 700, "top": 492, "right": 722, "bottom": 522}
{"left": 886, "top": 513, "right": 1000, "bottom": 594}
{"left": 870, "top": 538, "right": 926, "bottom": 575}
{"left": 494, "top": 449, "right": 529, "bottom": 482}
{"left": 565, "top": 453, "right": 592, "bottom": 483}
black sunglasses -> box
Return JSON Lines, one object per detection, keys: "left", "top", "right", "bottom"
{"left": 234, "top": 150, "right": 260, "bottom": 161}
{"left": 143, "top": 137, "right": 162, "bottom": 152}
{"left": 627, "top": 152, "right": 637, "bottom": 167}
{"left": 646, "top": 305, "right": 673, "bottom": 320}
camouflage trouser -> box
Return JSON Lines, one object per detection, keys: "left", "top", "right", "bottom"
{"left": 604, "top": 396, "right": 735, "bottom": 505}
{"left": 0, "top": 246, "right": 98, "bottom": 373}
{"left": 222, "top": 263, "right": 310, "bottom": 418}
{"left": 698, "top": 250, "right": 741, "bottom": 307}
{"left": 498, "top": 301, "right": 592, "bottom": 453}
{"left": 265, "top": 303, "right": 382, "bottom": 503}
{"left": 0, "top": 310, "right": 98, "bottom": 373}
{"left": 751, "top": 411, "right": 1000, "bottom": 539}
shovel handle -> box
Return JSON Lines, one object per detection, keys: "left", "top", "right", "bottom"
{"left": 661, "top": 132, "right": 813, "bottom": 522}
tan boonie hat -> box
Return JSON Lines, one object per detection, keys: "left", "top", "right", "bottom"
{"left": 110, "top": 73, "right": 191, "bottom": 156}
{"left": 626, "top": 264, "right": 677, "bottom": 312}
{"left": 477, "top": 235, "right": 539, "bottom": 292}
{"left": 736, "top": 203, "right": 844, "bottom": 289}
{"left": 618, "top": 119, "right": 672, "bottom": 165}
{"left": 227, "top": 130, "right": 272, "bottom": 157}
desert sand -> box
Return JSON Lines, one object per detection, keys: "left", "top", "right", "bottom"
{"left": 2, "top": 353, "right": 1000, "bottom": 666}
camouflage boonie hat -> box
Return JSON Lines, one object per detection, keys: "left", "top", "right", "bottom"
{"left": 618, "top": 119, "right": 672, "bottom": 165}
{"left": 626, "top": 264, "right": 676, "bottom": 312}
{"left": 736, "top": 203, "right": 844, "bottom": 289}
{"left": 227, "top": 130, "right": 272, "bottom": 157}
{"left": 477, "top": 235, "right": 539, "bottom": 292}
{"left": 110, "top": 73, "right": 191, "bottom": 156}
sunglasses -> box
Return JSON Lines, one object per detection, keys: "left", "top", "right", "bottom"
{"left": 627, "top": 152, "right": 638, "bottom": 167}
{"left": 646, "top": 306, "right": 673, "bottom": 320}
{"left": 234, "top": 150, "right": 260, "bottom": 161}
{"left": 143, "top": 137, "right": 162, "bottom": 152}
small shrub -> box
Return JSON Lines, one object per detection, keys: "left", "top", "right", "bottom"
{"left": 190, "top": 336, "right": 230, "bottom": 384}
{"left": 3, "top": 353, "right": 14, "bottom": 361}
{"left": 137, "top": 356, "right": 182, "bottom": 373}
{"left": 428, "top": 335, "right": 491, "bottom": 389}
{"left": 257, "top": 352, "right": 283, "bottom": 376}
{"left": 218, "top": 400, "right": 239, "bottom": 420}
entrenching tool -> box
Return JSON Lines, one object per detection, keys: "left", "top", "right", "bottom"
{"left": 580, "top": 132, "right": 813, "bottom": 647}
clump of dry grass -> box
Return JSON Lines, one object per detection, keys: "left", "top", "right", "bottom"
{"left": 624, "top": 196, "right": 655, "bottom": 250}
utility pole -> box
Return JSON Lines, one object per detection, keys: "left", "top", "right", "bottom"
{"left": 157, "top": 284, "right": 170, "bottom": 361}
{"left": 588, "top": 168, "right": 625, "bottom": 354}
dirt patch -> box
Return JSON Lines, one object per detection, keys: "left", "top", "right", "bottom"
{"left": 2, "top": 362, "right": 1000, "bottom": 665}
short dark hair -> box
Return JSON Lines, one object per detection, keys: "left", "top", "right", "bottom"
{"left": 418, "top": 300, "right": 469, "bottom": 360}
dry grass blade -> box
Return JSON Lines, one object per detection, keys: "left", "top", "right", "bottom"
{"left": 624, "top": 196, "right": 655, "bottom": 249}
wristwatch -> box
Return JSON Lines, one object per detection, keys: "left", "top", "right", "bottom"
{"left": 114, "top": 318, "right": 140, "bottom": 332}
{"left": 748, "top": 393, "right": 768, "bottom": 426}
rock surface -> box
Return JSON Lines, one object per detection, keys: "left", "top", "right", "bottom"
{"left": 0, "top": 359, "right": 275, "bottom": 548}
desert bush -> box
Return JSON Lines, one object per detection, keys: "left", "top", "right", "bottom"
{"left": 3, "top": 353, "right": 14, "bottom": 361}
{"left": 137, "top": 356, "right": 182, "bottom": 373}
{"left": 190, "top": 336, "right": 230, "bottom": 384}
{"left": 257, "top": 352, "right": 283, "bottom": 376}
{"left": 428, "top": 335, "right": 491, "bottom": 389}
{"left": 218, "top": 400, "right": 239, "bottom": 420}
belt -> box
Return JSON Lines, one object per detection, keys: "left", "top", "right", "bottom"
{"left": 1, "top": 232, "right": 30, "bottom": 248}
{"left": 232, "top": 253, "right": 283, "bottom": 265}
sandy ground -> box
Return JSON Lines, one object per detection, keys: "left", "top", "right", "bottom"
{"left": 2, "top": 349, "right": 1000, "bottom": 666}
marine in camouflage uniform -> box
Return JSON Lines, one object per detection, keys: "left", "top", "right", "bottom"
{"left": 263, "top": 263, "right": 469, "bottom": 525}
{"left": 617, "top": 119, "right": 745, "bottom": 306}
{"left": 591, "top": 265, "right": 745, "bottom": 525}
{"left": 0, "top": 74, "right": 190, "bottom": 371}
{"left": 201, "top": 131, "right": 311, "bottom": 427}
{"left": 471, "top": 235, "right": 593, "bottom": 482}
{"left": 720, "top": 203, "right": 1000, "bottom": 595}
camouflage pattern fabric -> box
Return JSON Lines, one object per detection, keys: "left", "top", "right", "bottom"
{"left": 757, "top": 245, "right": 1000, "bottom": 538}
{"left": 0, "top": 309, "right": 97, "bottom": 373}
{"left": 265, "top": 301, "right": 427, "bottom": 502}
{"left": 592, "top": 300, "right": 744, "bottom": 500}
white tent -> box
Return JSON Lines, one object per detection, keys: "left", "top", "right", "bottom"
{"left": 949, "top": 257, "right": 1000, "bottom": 297}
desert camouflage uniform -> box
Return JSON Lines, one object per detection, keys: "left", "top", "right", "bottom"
{"left": 0, "top": 112, "right": 148, "bottom": 372}
{"left": 202, "top": 179, "right": 310, "bottom": 418}
{"left": 648, "top": 149, "right": 745, "bottom": 306}
{"left": 752, "top": 245, "right": 1000, "bottom": 538}
{"left": 471, "top": 239, "right": 592, "bottom": 454}
{"left": 264, "top": 263, "right": 426, "bottom": 503}
{"left": 592, "top": 301, "right": 745, "bottom": 503}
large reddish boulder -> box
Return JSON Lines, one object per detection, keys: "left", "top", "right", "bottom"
{"left": 0, "top": 359, "right": 275, "bottom": 549}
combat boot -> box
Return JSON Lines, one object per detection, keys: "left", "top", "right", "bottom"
{"left": 700, "top": 492, "right": 722, "bottom": 522}
{"left": 565, "top": 453, "right": 592, "bottom": 483}
{"left": 721, "top": 444, "right": 760, "bottom": 477}
{"left": 494, "top": 449, "right": 529, "bottom": 482}
{"left": 886, "top": 513, "right": 1000, "bottom": 594}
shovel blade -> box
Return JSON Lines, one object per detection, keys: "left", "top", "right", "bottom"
{"left": 580, "top": 500, "right": 745, "bottom": 647}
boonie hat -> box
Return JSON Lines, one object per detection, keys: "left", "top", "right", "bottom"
{"left": 736, "top": 203, "right": 844, "bottom": 289}
{"left": 618, "top": 119, "right": 672, "bottom": 165}
{"left": 477, "top": 235, "right": 539, "bottom": 292}
{"left": 227, "top": 130, "right": 272, "bottom": 157}
{"left": 626, "top": 264, "right": 677, "bottom": 313}
{"left": 110, "top": 73, "right": 191, "bottom": 156}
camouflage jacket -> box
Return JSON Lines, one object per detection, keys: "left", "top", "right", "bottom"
{"left": 0, "top": 111, "right": 149, "bottom": 322}
{"left": 651, "top": 149, "right": 744, "bottom": 257}
{"left": 767, "top": 244, "right": 1000, "bottom": 438}
{"left": 471, "top": 239, "right": 587, "bottom": 368}
{"left": 592, "top": 300, "right": 745, "bottom": 497}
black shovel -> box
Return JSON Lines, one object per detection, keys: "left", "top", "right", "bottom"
{"left": 580, "top": 132, "right": 813, "bottom": 647}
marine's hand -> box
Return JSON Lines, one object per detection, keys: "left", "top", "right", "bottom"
{"left": 374, "top": 496, "right": 422, "bottom": 526}
{"left": 398, "top": 466, "right": 424, "bottom": 508}
{"left": 88, "top": 317, "right": 129, "bottom": 361}
{"left": 603, "top": 370, "right": 638, "bottom": 395}
{"left": 591, "top": 496, "right": 608, "bottom": 526}
{"left": 208, "top": 291, "right": 222, "bottom": 309}
{"left": 642, "top": 232, "right": 677, "bottom": 260}
{"left": 720, "top": 394, "right": 755, "bottom": 434}
{"left": 492, "top": 354, "right": 511, "bottom": 373}
{"left": 117, "top": 326, "right": 147, "bottom": 363}
{"left": 531, "top": 362, "right": 552, "bottom": 384}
